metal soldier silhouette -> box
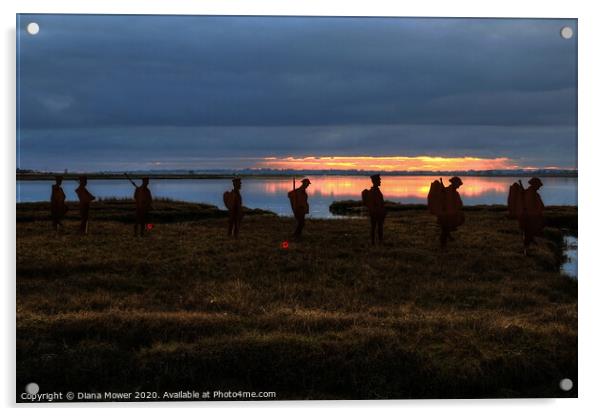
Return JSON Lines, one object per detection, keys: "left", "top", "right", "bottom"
{"left": 508, "top": 177, "right": 545, "bottom": 254}
{"left": 428, "top": 176, "right": 465, "bottom": 247}
{"left": 288, "top": 178, "right": 311, "bottom": 239}
{"left": 126, "top": 175, "right": 153, "bottom": 236}
{"left": 75, "top": 175, "right": 96, "bottom": 235}
{"left": 361, "top": 174, "right": 386, "bottom": 245}
{"left": 223, "top": 177, "right": 243, "bottom": 238}
{"left": 50, "top": 175, "right": 67, "bottom": 232}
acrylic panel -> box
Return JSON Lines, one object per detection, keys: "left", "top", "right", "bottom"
{"left": 16, "top": 14, "right": 577, "bottom": 402}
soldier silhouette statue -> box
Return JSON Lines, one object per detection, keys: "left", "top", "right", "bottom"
{"left": 126, "top": 174, "right": 153, "bottom": 236}
{"left": 75, "top": 175, "right": 96, "bottom": 235}
{"left": 508, "top": 177, "right": 545, "bottom": 255}
{"left": 50, "top": 175, "right": 68, "bottom": 233}
{"left": 361, "top": 174, "right": 386, "bottom": 245}
{"left": 288, "top": 178, "right": 311, "bottom": 239}
{"left": 223, "top": 177, "right": 243, "bottom": 238}
{"left": 428, "top": 176, "right": 465, "bottom": 247}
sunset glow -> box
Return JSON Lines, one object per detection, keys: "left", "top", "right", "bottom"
{"left": 258, "top": 176, "right": 510, "bottom": 200}
{"left": 255, "top": 156, "right": 518, "bottom": 172}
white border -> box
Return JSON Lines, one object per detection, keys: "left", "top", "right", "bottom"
{"left": 3, "top": 1, "right": 601, "bottom": 415}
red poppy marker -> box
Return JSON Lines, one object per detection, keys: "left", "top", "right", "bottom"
{"left": 146, "top": 223, "right": 154, "bottom": 231}
{"left": 281, "top": 240, "right": 289, "bottom": 249}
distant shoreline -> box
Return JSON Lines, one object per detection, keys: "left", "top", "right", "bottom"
{"left": 16, "top": 172, "right": 578, "bottom": 181}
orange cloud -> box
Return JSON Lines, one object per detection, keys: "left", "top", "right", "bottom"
{"left": 254, "top": 156, "right": 518, "bottom": 171}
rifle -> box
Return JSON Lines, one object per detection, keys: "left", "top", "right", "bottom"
{"left": 124, "top": 173, "right": 138, "bottom": 188}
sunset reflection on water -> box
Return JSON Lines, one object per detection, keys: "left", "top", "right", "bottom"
{"left": 259, "top": 175, "right": 510, "bottom": 200}
{"left": 17, "top": 175, "right": 577, "bottom": 217}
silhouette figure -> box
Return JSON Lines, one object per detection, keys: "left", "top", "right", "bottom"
{"left": 223, "top": 177, "right": 243, "bottom": 238}
{"left": 75, "top": 175, "right": 96, "bottom": 235}
{"left": 288, "top": 178, "right": 311, "bottom": 239}
{"left": 126, "top": 175, "right": 153, "bottom": 236}
{"left": 361, "top": 174, "right": 386, "bottom": 245}
{"left": 428, "top": 176, "right": 464, "bottom": 247}
{"left": 516, "top": 177, "right": 545, "bottom": 254}
{"left": 50, "top": 176, "right": 68, "bottom": 232}
{"left": 507, "top": 180, "right": 526, "bottom": 220}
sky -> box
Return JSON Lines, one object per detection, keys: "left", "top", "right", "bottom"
{"left": 17, "top": 15, "right": 577, "bottom": 172}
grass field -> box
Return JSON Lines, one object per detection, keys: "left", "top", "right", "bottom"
{"left": 16, "top": 200, "right": 577, "bottom": 401}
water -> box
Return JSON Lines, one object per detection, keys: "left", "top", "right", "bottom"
{"left": 16, "top": 175, "right": 579, "bottom": 278}
{"left": 561, "top": 235, "right": 578, "bottom": 279}
{"left": 17, "top": 175, "right": 577, "bottom": 218}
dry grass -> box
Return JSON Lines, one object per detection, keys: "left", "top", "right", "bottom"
{"left": 16, "top": 201, "right": 577, "bottom": 400}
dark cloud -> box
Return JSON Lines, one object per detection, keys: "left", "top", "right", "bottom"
{"left": 16, "top": 15, "right": 577, "bottom": 169}
{"left": 18, "top": 124, "right": 576, "bottom": 171}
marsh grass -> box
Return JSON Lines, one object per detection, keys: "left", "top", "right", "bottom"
{"left": 16, "top": 201, "right": 577, "bottom": 400}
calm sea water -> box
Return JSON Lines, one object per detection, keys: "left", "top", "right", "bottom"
{"left": 561, "top": 236, "right": 578, "bottom": 279}
{"left": 17, "top": 175, "right": 577, "bottom": 218}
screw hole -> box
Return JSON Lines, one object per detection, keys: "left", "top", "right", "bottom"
{"left": 26, "top": 22, "right": 40, "bottom": 35}
{"left": 560, "top": 26, "right": 573, "bottom": 40}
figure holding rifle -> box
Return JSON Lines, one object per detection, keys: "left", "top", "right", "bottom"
{"left": 287, "top": 177, "right": 311, "bottom": 239}
{"left": 125, "top": 174, "right": 153, "bottom": 236}
{"left": 223, "top": 177, "right": 244, "bottom": 238}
